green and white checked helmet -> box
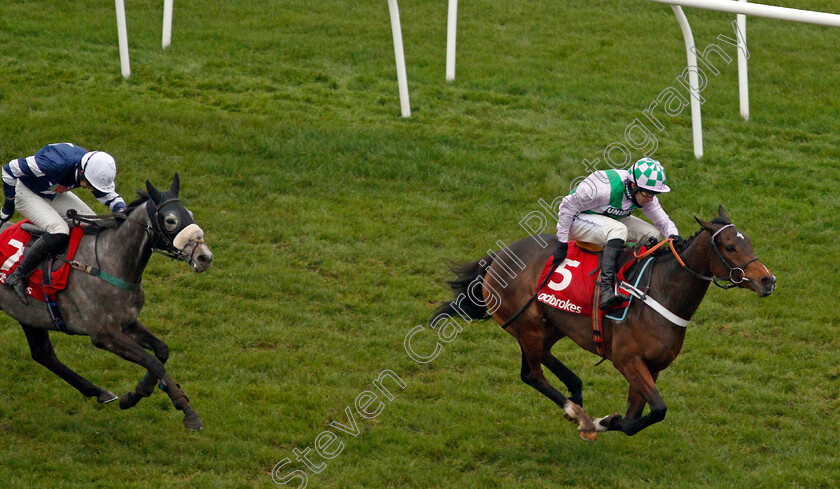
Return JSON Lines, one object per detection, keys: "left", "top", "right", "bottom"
{"left": 631, "top": 158, "right": 670, "bottom": 193}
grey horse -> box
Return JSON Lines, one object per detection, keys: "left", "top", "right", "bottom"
{"left": 0, "top": 174, "right": 213, "bottom": 430}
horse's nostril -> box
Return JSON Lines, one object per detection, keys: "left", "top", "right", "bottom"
{"left": 761, "top": 276, "right": 776, "bottom": 287}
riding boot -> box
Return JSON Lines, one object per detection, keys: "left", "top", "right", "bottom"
{"left": 599, "top": 239, "right": 630, "bottom": 311}
{"left": 4, "top": 232, "right": 68, "bottom": 305}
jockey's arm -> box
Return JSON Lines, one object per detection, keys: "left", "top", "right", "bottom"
{"left": 641, "top": 198, "right": 679, "bottom": 238}
{"left": 91, "top": 188, "right": 127, "bottom": 214}
{"left": 556, "top": 175, "right": 609, "bottom": 243}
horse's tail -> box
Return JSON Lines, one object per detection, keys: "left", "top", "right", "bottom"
{"left": 431, "top": 255, "right": 494, "bottom": 322}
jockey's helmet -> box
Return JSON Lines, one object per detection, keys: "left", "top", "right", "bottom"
{"left": 630, "top": 158, "right": 670, "bottom": 193}
{"left": 81, "top": 151, "right": 117, "bottom": 193}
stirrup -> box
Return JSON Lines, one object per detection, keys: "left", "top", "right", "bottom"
{"left": 599, "top": 286, "right": 628, "bottom": 311}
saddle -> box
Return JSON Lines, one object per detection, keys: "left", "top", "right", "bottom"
{"left": 0, "top": 221, "right": 85, "bottom": 301}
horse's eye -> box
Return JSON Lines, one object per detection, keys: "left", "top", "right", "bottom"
{"left": 725, "top": 245, "right": 736, "bottom": 252}
{"left": 164, "top": 214, "right": 179, "bottom": 232}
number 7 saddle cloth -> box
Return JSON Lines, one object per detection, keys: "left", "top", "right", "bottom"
{"left": 0, "top": 221, "right": 85, "bottom": 302}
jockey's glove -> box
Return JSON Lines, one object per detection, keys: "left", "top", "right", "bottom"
{"left": 669, "top": 234, "right": 686, "bottom": 252}
{"left": 0, "top": 199, "right": 14, "bottom": 223}
{"left": 552, "top": 241, "right": 568, "bottom": 265}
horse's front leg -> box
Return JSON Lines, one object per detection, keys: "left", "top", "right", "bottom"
{"left": 90, "top": 328, "right": 202, "bottom": 430}
{"left": 20, "top": 324, "right": 118, "bottom": 404}
{"left": 594, "top": 369, "right": 660, "bottom": 432}
{"left": 596, "top": 357, "right": 666, "bottom": 436}
{"left": 118, "top": 319, "right": 169, "bottom": 410}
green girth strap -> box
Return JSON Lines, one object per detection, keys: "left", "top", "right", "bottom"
{"left": 66, "top": 259, "right": 141, "bottom": 291}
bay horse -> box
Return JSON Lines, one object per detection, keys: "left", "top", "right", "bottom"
{"left": 0, "top": 174, "right": 213, "bottom": 430}
{"left": 433, "top": 206, "right": 775, "bottom": 440}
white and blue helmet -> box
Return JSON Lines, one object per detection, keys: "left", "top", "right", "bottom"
{"left": 81, "top": 151, "right": 117, "bottom": 193}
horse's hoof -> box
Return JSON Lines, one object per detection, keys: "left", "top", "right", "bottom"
{"left": 183, "top": 407, "right": 203, "bottom": 431}
{"left": 98, "top": 390, "right": 119, "bottom": 404}
{"left": 119, "top": 392, "right": 142, "bottom": 410}
{"left": 578, "top": 430, "right": 598, "bottom": 442}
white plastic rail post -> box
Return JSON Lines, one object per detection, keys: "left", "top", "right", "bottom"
{"left": 387, "top": 0, "right": 411, "bottom": 117}
{"left": 649, "top": 0, "right": 840, "bottom": 27}
{"left": 446, "top": 0, "right": 458, "bottom": 81}
{"left": 738, "top": 0, "right": 749, "bottom": 120}
{"left": 162, "top": 0, "right": 174, "bottom": 49}
{"left": 115, "top": 0, "right": 130, "bottom": 78}
{"left": 671, "top": 6, "right": 703, "bottom": 159}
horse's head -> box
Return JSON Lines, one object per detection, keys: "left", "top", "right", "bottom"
{"left": 146, "top": 174, "right": 214, "bottom": 272}
{"left": 695, "top": 205, "right": 775, "bottom": 297}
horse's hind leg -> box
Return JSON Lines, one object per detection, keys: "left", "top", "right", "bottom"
{"left": 90, "top": 329, "right": 202, "bottom": 430}
{"left": 118, "top": 320, "right": 169, "bottom": 410}
{"left": 542, "top": 350, "right": 583, "bottom": 407}
{"left": 20, "top": 324, "right": 118, "bottom": 404}
{"left": 515, "top": 325, "right": 596, "bottom": 440}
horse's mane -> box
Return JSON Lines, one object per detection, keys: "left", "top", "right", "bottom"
{"left": 646, "top": 215, "right": 730, "bottom": 258}
{"left": 95, "top": 191, "right": 150, "bottom": 230}
{"left": 684, "top": 215, "right": 730, "bottom": 244}
{"left": 124, "top": 191, "right": 151, "bottom": 214}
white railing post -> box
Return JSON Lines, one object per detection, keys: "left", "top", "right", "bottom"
{"left": 737, "top": 0, "right": 749, "bottom": 120}
{"left": 387, "top": 0, "right": 411, "bottom": 117}
{"left": 649, "top": 0, "right": 840, "bottom": 27}
{"left": 446, "top": 0, "right": 458, "bottom": 81}
{"left": 115, "top": 0, "right": 130, "bottom": 79}
{"left": 162, "top": 0, "right": 174, "bottom": 49}
{"left": 671, "top": 6, "right": 703, "bottom": 159}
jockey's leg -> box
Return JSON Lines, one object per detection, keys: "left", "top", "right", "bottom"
{"left": 4, "top": 184, "right": 71, "bottom": 304}
{"left": 622, "top": 215, "right": 663, "bottom": 247}
{"left": 5, "top": 232, "right": 69, "bottom": 304}
{"left": 598, "top": 239, "right": 631, "bottom": 311}
{"left": 51, "top": 191, "right": 95, "bottom": 219}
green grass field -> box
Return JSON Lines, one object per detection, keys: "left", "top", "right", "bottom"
{"left": 0, "top": 0, "right": 838, "bottom": 487}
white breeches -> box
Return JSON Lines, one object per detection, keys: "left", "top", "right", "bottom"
{"left": 569, "top": 213, "right": 662, "bottom": 246}
{"left": 12, "top": 183, "right": 93, "bottom": 236}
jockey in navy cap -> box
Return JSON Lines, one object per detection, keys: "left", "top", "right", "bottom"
{"left": 0, "top": 143, "right": 126, "bottom": 304}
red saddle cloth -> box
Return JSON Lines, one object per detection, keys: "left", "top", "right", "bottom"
{"left": 0, "top": 221, "right": 85, "bottom": 302}
{"left": 536, "top": 242, "right": 636, "bottom": 315}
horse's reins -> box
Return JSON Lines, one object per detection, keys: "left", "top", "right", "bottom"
{"left": 659, "top": 224, "right": 760, "bottom": 290}
{"left": 498, "top": 259, "right": 556, "bottom": 329}
{"left": 63, "top": 198, "right": 198, "bottom": 289}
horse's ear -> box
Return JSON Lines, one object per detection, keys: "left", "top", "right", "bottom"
{"left": 146, "top": 180, "right": 162, "bottom": 204}
{"left": 695, "top": 216, "right": 715, "bottom": 232}
{"left": 170, "top": 173, "right": 180, "bottom": 196}
{"left": 717, "top": 205, "right": 731, "bottom": 223}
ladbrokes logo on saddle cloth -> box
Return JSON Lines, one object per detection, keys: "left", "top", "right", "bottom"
{"left": 536, "top": 242, "right": 634, "bottom": 316}
{"left": 536, "top": 242, "right": 599, "bottom": 315}
{"left": 0, "top": 221, "right": 84, "bottom": 302}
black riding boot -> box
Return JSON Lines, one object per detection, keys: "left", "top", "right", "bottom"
{"left": 599, "top": 239, "right": 630, "bottom": 311}
{"left": 5, "top": 232, "right": 68, "bottom": 305}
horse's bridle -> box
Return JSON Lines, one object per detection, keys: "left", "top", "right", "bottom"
{"left": 63, "top": 196, "right": 201, "bottom": 290}
{"left": 677, "top": 224, "right": 761, "bottom": 290}
{"left": 71, "top": 196, "right": 198, "bottom": 264}
{"left": 141, "top": 197, "right": 203, "bottom": 265}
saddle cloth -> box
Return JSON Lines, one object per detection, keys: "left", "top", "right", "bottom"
{"left": 536, "top": 241, "right": 638, "bottom": 316}
{"left": 0, "top": 221, "right": 85, "bottom": 302}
